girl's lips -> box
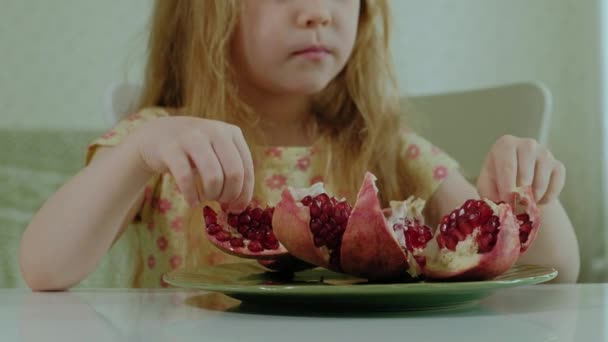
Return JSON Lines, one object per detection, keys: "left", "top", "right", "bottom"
{"left": 292, "top": 46, "right": 331, "bottom": 60}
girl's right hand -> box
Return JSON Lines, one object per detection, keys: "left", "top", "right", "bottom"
{"left": 126, "top": 116, "right": 254, "bottom": 213}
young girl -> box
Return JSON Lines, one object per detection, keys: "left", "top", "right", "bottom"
{"left": 19, "top": 0, "right": 580, "bottom": 290}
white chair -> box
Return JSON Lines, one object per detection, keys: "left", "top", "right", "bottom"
{"left": 406, "top": 82, "right": 552, "bottom": 179}
{"left": 104, "top": 81, "right": 552, "bottom": 180}
{"left": 103, "top": 81, "right": 143, "bottom": 126}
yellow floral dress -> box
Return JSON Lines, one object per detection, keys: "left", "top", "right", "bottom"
{"left": 84, "top": 107, "right": 459, "bottom": 288}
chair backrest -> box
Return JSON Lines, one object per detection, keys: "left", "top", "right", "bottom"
{"left": 406, "top": 82, "right": 552, "bottom": 179}
{"left": 103, "top": 81, "right": 143, "bottom": 126}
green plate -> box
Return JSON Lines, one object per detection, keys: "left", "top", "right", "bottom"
{"left": 163, "top": 263, "right": 557, "bottom": 311}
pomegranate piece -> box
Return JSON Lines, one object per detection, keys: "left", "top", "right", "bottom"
{"left": 203, "top": 205, "right": 288, "bottom": 259}
{"left": 420, "top": 199, "right": 521, "bottom": 280}
{"left": 340, "top": 174, "right": 415, "bottom": 280}
{"left": 510, "top": 187, "right": 541, "bottom": 253}
{"left": 273, "top": 183, "right": 352, "bottom": 270}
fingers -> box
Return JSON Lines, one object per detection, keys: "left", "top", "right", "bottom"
{"left": 539, "top": 160, "right": 566, "bottom": 205}
{"left": 182, "top": 133, "right": 225, "bottom": 202}
{"left": 492, "top": 136, "right": 518, "bottom": 203}
{"left": 479, "top": 135, "right": 566, "bottom": 205}
{"left": 231, "top": 127, "right": 255, "bottom": 212}
{"left": 476, "top": 156, "right": 501, "bottom": 202}
{"left": 531, "top": 149, "right": 553, "bottom": 203}
{"left": 516, "top": 139, "right": 537, "bottom": 187}
{"left": 160, "top": 142, "right": 200, "bottom": 207}
{"left": 210, "top": 135, "right": 246, "bottom": 208}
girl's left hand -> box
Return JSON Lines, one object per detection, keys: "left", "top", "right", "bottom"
{"left": 476, "top": 135, "right": 566, "bottom": 205}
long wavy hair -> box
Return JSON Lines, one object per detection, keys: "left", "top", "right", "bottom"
{"left": 133, "top": 0, "right": 420, "bottom": 284}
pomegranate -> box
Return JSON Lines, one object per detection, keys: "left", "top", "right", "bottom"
{"left": 272, "top": 182, "right": 354, "bottom": 271}
{"left": 203, "top": 205, "right": 288, "bottom": 259}
{"left": 202, "top": 172, "right": 541, "bottom": 281}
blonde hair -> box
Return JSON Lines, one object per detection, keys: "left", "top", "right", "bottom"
{"left": 134, "top": 0, "right": 419, "bottom": 285}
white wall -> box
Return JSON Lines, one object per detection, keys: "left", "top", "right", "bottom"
{"left": 0, "top": 0, "right": 150, "bottom": 129}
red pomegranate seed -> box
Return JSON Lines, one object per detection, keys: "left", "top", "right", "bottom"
{"left": 261, "top": 210, "right": 272, "bottom": 225}
{"left": 239, "top": 213, "right": 251, "bottom": 225}
{"left": 451, "top": 229, "right": 465, "bottom": 242}
{"left": 250, "top": 208, "right": 263, "bottom": 221}
{"left": 479, "top": 203, "right": 493, "bottom": 223}
{"left": 228, "top": 214, "right": 239, "bottom": 227}
{"left": 216, "top": 231, "right": 232, "bottom": 242}
{"left": 463, "top": 199, "right": 476, "bottom": 210}
{"left": 203, "top": 206, "right": 215, "bottom": 217}
{"left": 230, "top": 238, "right": 245, "bottom": 248}
{"left": 237, "top": 225, "right": 249, "bottom": 235}
{"left": 481, "top": 222, "right": 496, "bottom": 234}
{"left": 520, "top": 222, "right": 532, "bottom": 233}
{"left": 248, "top": 240, "right": 263, "bottom": 253}
{"left": 477, "top": 234, "right": 493, "bottom": 253}
{"left": 204, "top": 215, "right": 217, "bottom": 225}
{"left": 445, "top": 235, "right": 458, "bottom": 251}
{"left": 206, "top": 224, "right": 222, "bottom": 235}
{"left": 310, "top": 204, "right": 321, "bottom": 217}
{"left": 316, "top": 194, "right": 330, "bottom": 204}
{"left": 458, "top": 220, "right": 474, "bottom": 235}
{"left": 301, "top": 196, "right": 313, "bottom": 206}
{"left": 437, "top": 234, "right": 446, "bottom": 248}
{"left": 468, "top": 210, "right": 481, "bottom": 226}
{"left": 310, "top": 219, "right": 322, "bottom": 234}
{"left": 335, "top": 212, "right": 347, "bottom": 224}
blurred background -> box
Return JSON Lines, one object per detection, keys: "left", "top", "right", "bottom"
{"left": 0, "top": 0, "right": 605, "bottom": 283}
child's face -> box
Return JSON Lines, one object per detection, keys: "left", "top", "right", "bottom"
{"left": 232, "top": 0, "right": 360, "bottom": 97}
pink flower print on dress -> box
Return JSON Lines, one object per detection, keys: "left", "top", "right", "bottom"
{"left": 433, "top": 166, "right": 449, "bottom": 180}
{"left": 170, "top": 255, "right": 183, "bottom": 270}
{"left": 156, "top": 199, "right": 172, "bottom": 215}
{"left": 296, "top": 157, "right": 311, "bottom": 171}
{"left": 147, "top": 221, "right": 155, "bottom": 232}
{"left": 170, "top": 217, "right": 184, "bottom": 232}
{"left": 157, "top": 236, "right": 169, "bottom": 252}
{"left": 406, "top": 144, "right": 420, "bottom": 159}
{"left": 144, "top": 186, "right": 154, "bottom": 202}
{"left": 432, "top": 145, "right": 443, "bottom": 155}
{"left": 101, "top": 131, "right": 117, "bottom": 140}
{"left": 265, "top": 147, "right": 282, "bottom": 158}
{"left": 148, "top": 255, "right": 156, "bottom": 269}
{"left": 266, "top": 175, "right": 287, "bottom": 190}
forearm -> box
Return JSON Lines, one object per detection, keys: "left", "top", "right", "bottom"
{"left": 19, "top": 140, "right": 154, "bottom": 291}
{"left": 517, "top": 200, "right": 580, "bottom": 283}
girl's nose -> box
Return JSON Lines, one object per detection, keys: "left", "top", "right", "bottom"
{"left": 296, "top": 1, "right": 332, "bottom": 28}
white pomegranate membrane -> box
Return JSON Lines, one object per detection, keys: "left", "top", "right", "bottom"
{"left": 203, "top": 172, "right": 540, "bottom": 281}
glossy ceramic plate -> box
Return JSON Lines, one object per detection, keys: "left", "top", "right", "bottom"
{"left": 163, "top": 263, "right": 557, "bottom": 311}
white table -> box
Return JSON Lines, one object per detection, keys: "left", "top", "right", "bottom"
{"left": 0, "top": 284, "right": 605, "bottom": 342}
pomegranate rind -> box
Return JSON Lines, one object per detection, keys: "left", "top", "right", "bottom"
{"left": 273, "top": 188, "right": 330, "bottom": 268}
{"left": 512, "top": 186, "right": 541, "bottom": 253}
{"left": 203, "top": 206, "right": 289, "bottom": 260}
{"left": 422, "top": 202, "right": 521, "bottom": 280}
{"left": 340, "top": 172, "right": 410, "bottom": 280}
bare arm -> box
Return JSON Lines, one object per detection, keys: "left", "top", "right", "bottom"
{"left": 425, "top": 172, "right": 580, "bottom": 283}
{"left": 19, "top": 115, "right": 255, "bottom": 291}
{"left": 19, "top": 141, "right": 152, "bottom": 291}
